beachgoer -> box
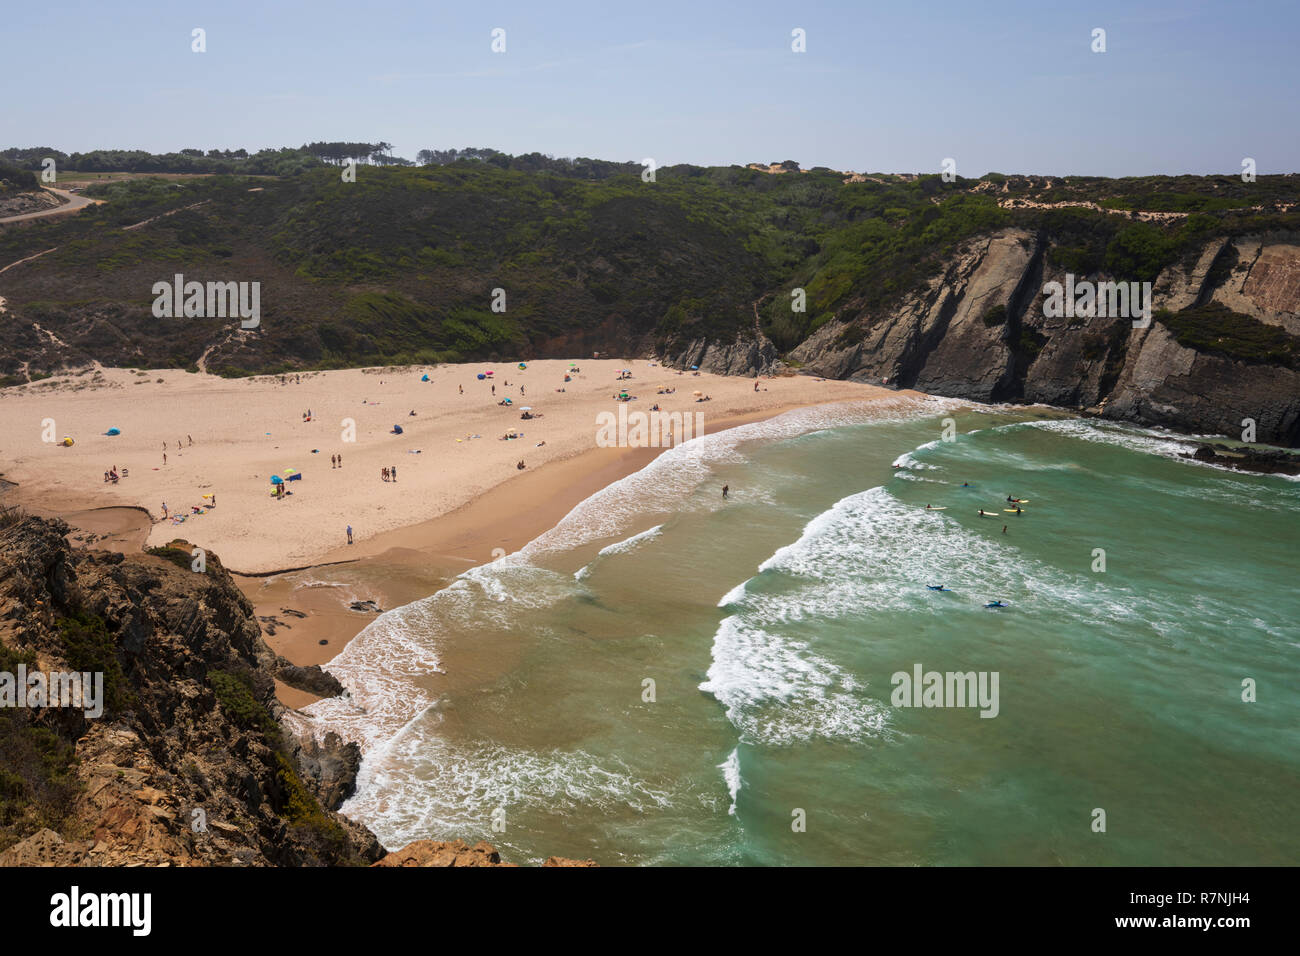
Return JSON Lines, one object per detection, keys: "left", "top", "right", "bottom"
{"left": 722, "top": 484, "right": 729, "bottom": 499}
{"left": 188, "top": 434, "right": 192, "bottom": 446}
{"left": 1002, "top": 525, "right": 1008, "bottom": 534}
{"left": 338, "top": 453, "right": 343, "bottom": 467}
{"left": 163, "top": 453, "right": 167, "bottom": 465}
{"left": 162, "top": 502, "right": 168, "bottom": 518}
{"left": 754, "top": 380, "right": 759, "bottom": 392}
{"left": 520, "top": 385, "right": 525, "bottom": 395}
{"left": 391, "top": 465, "right": 397, "bottom": 482}
{"left": 492, "top": 384, "right": 495, "bottom": 395}
{"left": 517, "top": 460, "right": 525, "bottom": 470}
{"left": 459, "top": 385, "right": 463, "bottom": 394}
{"left": 347, "top": 525, "right": 353, "bottom": 544}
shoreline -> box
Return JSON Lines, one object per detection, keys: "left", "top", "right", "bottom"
{"left": 4, "top": 389, "right": 859, "bottom": 707}
{"left": 236, "top": 403, "right": 830, "bottom": 707}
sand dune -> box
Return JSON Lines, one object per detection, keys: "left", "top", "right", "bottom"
{"left": 0, "top": 360, "right": 888, "bottom": 572}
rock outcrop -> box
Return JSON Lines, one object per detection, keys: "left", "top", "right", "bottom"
{"left": 788, "top": 231, "right": 1300, "bottom": 446}
{"left": 0, "top": 514, "right": 598, "bottom": 868}
{"left": 0, "top": 515, "right": 381, "bottom": 866}
{"left": 372, "top": 839, "right": 597, "bottom": 868}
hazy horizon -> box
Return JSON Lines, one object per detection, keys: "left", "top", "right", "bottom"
{"left": 6, "top": 0, "right": 1299, "bottom": 178}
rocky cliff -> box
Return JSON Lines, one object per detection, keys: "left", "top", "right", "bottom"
{"left": 0, "top": 513, "right": 383, "bottom": 865}
{"left": 783, "top": 231, "right": 1300, "bottom": 446}
{"left": 0, "top": 512, "right": 598, "bottom": 867}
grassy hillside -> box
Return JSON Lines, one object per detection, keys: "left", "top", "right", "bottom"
{"left": 0, "top": 158, "right": 1297, "bottom": 377}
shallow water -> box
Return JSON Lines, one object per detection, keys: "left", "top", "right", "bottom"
{"left": 305, "top": 401, "right": 1300, "bottom": 865}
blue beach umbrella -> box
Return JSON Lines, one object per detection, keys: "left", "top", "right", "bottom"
{"left": 270, "top": 475, "right": 284, "bottom": 485}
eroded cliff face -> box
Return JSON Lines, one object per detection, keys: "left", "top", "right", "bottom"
{"left": 0, "top": 516, "right": 382, "bottom": 866}
{"left": 785, "top": 231, "right": 1300, "bottom": 445}
{"left": 0, "top": 515, "right": 598, "bottom": 868}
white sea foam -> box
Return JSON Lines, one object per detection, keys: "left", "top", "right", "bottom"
{"left": 718, "top": 747, "right": 742, "bottom": 816}
{"left": 698, "top": 615, "right": 887, "bottom": 746}
{"left": 340, "top": 729, "right": 676, "bottom": 851}
{"left": 597, "top": 523, "right": 664, "bottom": 556}
{"left": 515, "top": 395, "right": 966, "bottom": 561}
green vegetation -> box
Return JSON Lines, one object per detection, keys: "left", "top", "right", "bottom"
{"left": 56, "top": 611, "right": 134, "bottom": 713}
{"left": 0, "top": 641, "right": 80, "bottom": 849}
{"left": 210, "top": 669, "right": 281, "bottom": 741}
{"left": 145, "top": 543, "right": 195, "bottom": 570}
{"left": 0, "top": 149, "right": 1297, "bottom": 378}
{"left": 1157, "top": 303, "right": 1299, "bottom": 370}
{"left": 0, "top": 160, "right": 38, "bottom": 194}
{"left": 982, "top": 303, "right": 1008, "bottom": 327}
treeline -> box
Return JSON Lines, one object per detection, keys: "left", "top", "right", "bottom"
{"left": 1, "top": 143, "right": 646, "bottom": 180}
{"left": 0, "top": 146, "right": 321, "bottom": 176}
{"left": 413, "top": 146, "right": 642, "bottom": 179}
{"left": 0, "top": 160, "right": 38, "bottom": 194}
{"left": 301, "top": 141, "right": 415, "bottom": 166}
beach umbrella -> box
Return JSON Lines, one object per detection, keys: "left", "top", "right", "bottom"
{"left": 270, "top": 475, "right": 284, "bottom": 485}
{"left": 105, "top": 427, "right": 121, "bottom": 436}
{"left": 518, "top": 363, "right": 527, "bottom": 370}
{"left": 477, "top": 373, "right": 486, "bottom": 380}
{"left": 421, "top": 374, "right": 430, "bottom": 381}
{"left": 485, "top": 370, "right": 494, "bottom": 376}
{"left": 690, "top": 365, "right": 699, "bottom": 370}
{"left": 520, "top": 407, "right": 532, "bottom": 411}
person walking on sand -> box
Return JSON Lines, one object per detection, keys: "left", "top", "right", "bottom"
{"left": 163, "top": 452, "right": 167, "bottom": 465}
{"left": 161, "top": 502, "right": 168, "bottom": 519}
{"left": 338, "top": 453, "right": 343, "bottom": 468}
{"left": 347, "top": 525, "right": 353, "bottom": 545}
{"left": 391, "top": 465, "right": 397, "bottom": 482}
{"left": 722, "top": 484, "right": 729, "bottom": 499}
{"left": 492, "top": 384, "right": 495, "bottom": 395}
{"left": 188, "top": 434, "right": 192, "bottom": 446}
{"left": 459, "top": 384, "right": 463, "bottom": 395}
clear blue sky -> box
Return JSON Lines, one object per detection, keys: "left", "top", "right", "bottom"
{"left": 6, "top": 0, "right": 1298, "bottom": 176}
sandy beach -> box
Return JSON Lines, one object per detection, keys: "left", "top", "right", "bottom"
{"left": 0, "top": 360, "right": 904, "bottom": 704}
{"left": 0, "top": 359, "right": 884, "bottom": 571}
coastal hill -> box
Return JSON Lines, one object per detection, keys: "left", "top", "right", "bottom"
{"left": 0, "top": 149, "right": 1297, "bottom": 443}
{"left": 0, "top": 508, "right": 593, "bottom": 866}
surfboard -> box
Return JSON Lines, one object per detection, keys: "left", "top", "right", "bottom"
{"left": 925, "top": 506, "right": 948, "bottom": 511}
{"left": 1003, "top": 509, "right": 1025, "bottom": 513}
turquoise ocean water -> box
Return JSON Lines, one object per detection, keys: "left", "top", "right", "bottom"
{"left": 299, "top": 398, "right": 1300, "bottom": 865}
